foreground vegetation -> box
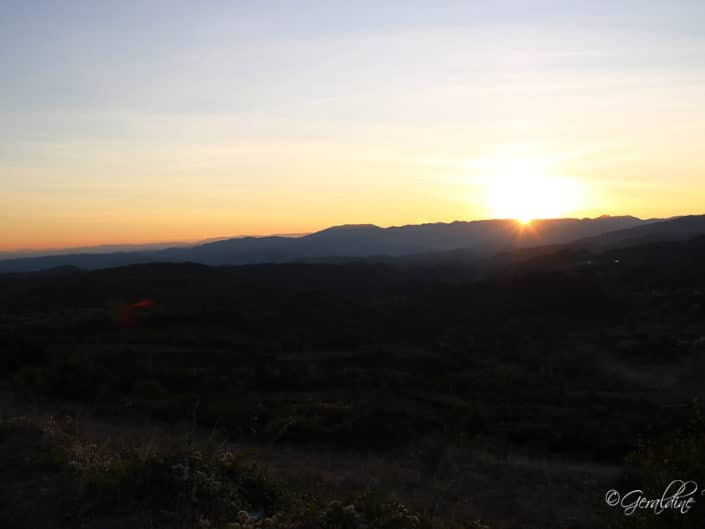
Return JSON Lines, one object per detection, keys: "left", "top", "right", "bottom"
{"left": 0, "top": 413, "right": 495, "bottom": 529}
{"left": 2, "top": 236, "right": 705, "bottom": 527}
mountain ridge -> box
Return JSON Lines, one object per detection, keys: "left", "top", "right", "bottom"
{"left": 0, "top": 214, "right": 700, "bottom": 273}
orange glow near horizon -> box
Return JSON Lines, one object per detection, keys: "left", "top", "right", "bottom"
{"left": 1, "top": 145, "right": 702, "bottom": 253}
{"left": 4, "top": 3, "right": 705, "bottom": 253}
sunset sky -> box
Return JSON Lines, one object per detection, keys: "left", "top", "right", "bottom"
{"left": 2, "top": 1, "right": 705, "bottom": 250}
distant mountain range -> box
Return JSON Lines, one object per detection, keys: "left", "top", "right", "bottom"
{"left": 2, "top": 214, "right": 705, "bottom": 273}
{"left": 0, "top": 241, "right": 193, "bottom": 260}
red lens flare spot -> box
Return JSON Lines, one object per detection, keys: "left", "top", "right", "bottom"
{"left": 131, "top": 298, "right": 155, "bottom": 309}
{"left": 119, "top": 298, "right": 155, "bottom": 328}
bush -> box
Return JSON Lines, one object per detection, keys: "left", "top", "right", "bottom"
{"left": 610, "top": 402, "right": 705, "bottom": 528}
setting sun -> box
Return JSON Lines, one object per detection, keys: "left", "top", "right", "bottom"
{"left": 485, "top": 160, "right": 583, "bottom": 223}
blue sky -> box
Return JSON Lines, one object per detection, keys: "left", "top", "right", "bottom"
{"left": 2, "top": 1, "right": 705, "bottom": 249}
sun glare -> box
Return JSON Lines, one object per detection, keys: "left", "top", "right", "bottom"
{"left": 485, "top": 159, "right": 581, "bottom": 223}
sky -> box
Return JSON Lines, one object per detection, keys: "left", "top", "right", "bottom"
{"left": 2, "top": 1, "right": 705, "bottom": 250}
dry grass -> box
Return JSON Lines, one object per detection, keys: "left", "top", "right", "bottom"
{"left": 0, "top": 395, "right": 617, "bottom": 529}
{"left": 245, "top": 441, "right": 616, "bottom": 529}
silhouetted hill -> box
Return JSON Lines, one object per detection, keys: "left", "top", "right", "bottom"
{"left": 0, "top": 216, "right": 647, "bottom": 272}
{"left": 0, "top": 251, "right": 156, "bottom": 274}
{"left": 576, "top": 214, "right": 705, "bottom": 250}
{"left": 487, "top": 231, "right": 705, "bottom": 280}
{"left": 154, "top": 236, "right": 296, "bottom": 264}
{"left": 5, "top": 233, "right": 705, "bottom": 305}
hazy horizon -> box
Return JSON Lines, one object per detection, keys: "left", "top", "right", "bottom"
{"left": 0, "top": 212, "right": 693, "bottom": 255}
{"left": 3, "top": 1, "right": 705, "bottom": 251}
